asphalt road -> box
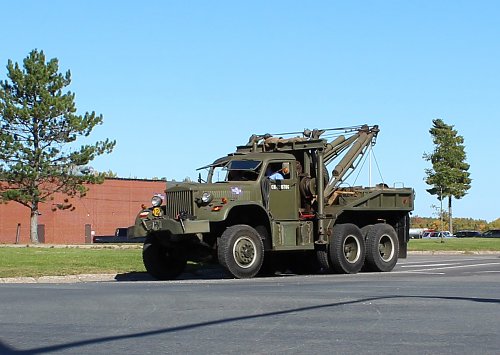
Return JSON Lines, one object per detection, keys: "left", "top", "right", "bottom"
{"left": 1, "top": 255, "right": 499, "bottom": 355}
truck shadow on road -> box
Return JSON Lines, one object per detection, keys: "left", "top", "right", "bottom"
{"left": 114, "top": 264, "right": 229, "bottom": 281}
{"left": 2, "top": 295, "right": 499, "bottom": 354}
{"left": 113, "top": 264, "right": 326, "bottom": 281}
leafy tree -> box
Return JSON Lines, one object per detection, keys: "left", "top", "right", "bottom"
{"left": 489, "top": 218, "right": 500, "bottom": 230}
{"left": 0, "top": 49, "right": 115, "bottom": 243}
{"left": 410, "top": 216, "right": 488, "bottom": 232}
{"left": 102, "top": 170, "right": 118, "bottom": 178}
{"left": 423, "top": 119, "right": 471, "bottom": 234}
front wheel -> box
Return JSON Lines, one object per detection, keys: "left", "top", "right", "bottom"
{"left": 329, "top": 223, "right": 366, "bottom": 274}
{"left": 217, "top": 225, "right": 264, "bottom": 279}
{"left": 143, "top": 237, "right": 187, "bottom": 280}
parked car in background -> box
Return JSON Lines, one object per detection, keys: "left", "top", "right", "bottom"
{"left": 93, "top": 227, "right": 145, "bottom": 243}
{"left": 421, "top": 231, "right": 433, "bottom": 238}
{"left": 481, "top": 229, "right": 500, "bottom": 238}
{"left": 422, "top": 231, "right": 453, "bottom": 239}
{"left": 409, "top": 228, "right": 428, "bottom": 239}
{"left": 453, "top": 230, "right": 482, "bottom": 238}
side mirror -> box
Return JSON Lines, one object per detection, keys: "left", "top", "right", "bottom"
{"left": 198, "top": 173, "right": 206, "bottom": 183}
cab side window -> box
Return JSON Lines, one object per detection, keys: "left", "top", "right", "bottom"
{"left": 266, "top": 162, "right": 292, "bottom": 180}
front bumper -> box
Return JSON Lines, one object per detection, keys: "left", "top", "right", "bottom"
{"left": 134, "top": 216, "right": 210, "bottom": 237}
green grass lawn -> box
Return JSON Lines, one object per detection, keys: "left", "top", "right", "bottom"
{"left": 0, "top": 246, "right": 145, "bottom": 278}
{"left": 408, "top": 237, "right": 500, "bottom": 252}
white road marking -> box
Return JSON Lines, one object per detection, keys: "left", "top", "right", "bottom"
{"left": 400, "top": 263, "right": 456, "bottom": 268}
{"left": 401, "top": 258, "right": 495, "bottom": 265}
{"left": 473, "top": 270, "right": 500, "bottom": 274}
{"left": 393, "top": 271, "right": 445, "bottom": 275}
{"left": 399, "top": 262, "right": 500, "bottom": 273}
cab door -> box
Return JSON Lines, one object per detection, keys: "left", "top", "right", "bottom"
{"left": 265, "top": 161, "right": 299, "bottom": 220}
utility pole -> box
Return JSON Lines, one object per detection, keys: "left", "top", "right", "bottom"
{"left": 440, "top": 186, "right": 444, "bottom": 243}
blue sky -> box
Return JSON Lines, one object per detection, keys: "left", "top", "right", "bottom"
{"left": 1, "top": 1, "right": 499, "bottom": 221}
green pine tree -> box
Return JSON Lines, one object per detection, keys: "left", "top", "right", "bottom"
{"left": 423, "top": 118, "right": 471, "bottom": 234}
{"left": 0, "top": 49, "right": 115, "bottom": 243}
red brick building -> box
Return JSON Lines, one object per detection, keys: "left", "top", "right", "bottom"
{"left": 0, "top": 179, "right": 165, "bottom": 244}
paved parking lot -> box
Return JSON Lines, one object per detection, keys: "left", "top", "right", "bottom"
{"left": 1, "top": 254, "right": 499, "bottom": 354}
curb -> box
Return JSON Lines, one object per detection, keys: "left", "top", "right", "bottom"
{"left": 0, "top": 243, "right": 142, "bottom": 249}
{"left": 0, "top": 273, "right": 118, "bottom": 284}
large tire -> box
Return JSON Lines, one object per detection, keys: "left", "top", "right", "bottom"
{"left": 315, "top": 244, "right": 330, "bottom": 271}
{"left": 365, "top": 223, "right": 399, "bottom": 272}
{"left": 329, "top": 223, "right": 366, "bottom": 274}
{"left": 218, "top": 225, "right": 264, "bottom": 279}
{"left": 360, "top": 224, "right": 373, "bottom": 272}
{"left": 360, "top": 224, "right": 373, "bottom": 239}
{"left": 143, "top": 237, "right": 187, "bottom": 280}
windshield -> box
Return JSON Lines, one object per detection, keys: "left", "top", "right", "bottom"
{"left": 207, "top": 159, "right": 262, "bottom": 182}
{"left": 227, "top": 160, "right": 261, "bottom": 171}
{"left": 226, "top": 160, "right": 261, "bottom": 181}
{"left": 227, "top": 160, "right": 262, "bottom": 171}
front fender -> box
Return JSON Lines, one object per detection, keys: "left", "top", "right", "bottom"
{"left": 133, "top": 215, "right": 149, "bottom": 238}
{"left": 206, "top": 201, "right": 267, "bottom": 222}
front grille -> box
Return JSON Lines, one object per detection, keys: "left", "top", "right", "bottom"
{"left": 165, "top": 190, "right": 193, "bottom": 219}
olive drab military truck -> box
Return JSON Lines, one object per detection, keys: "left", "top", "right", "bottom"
{"left": 133, "top": 125, "right": 414, "bottom": 279}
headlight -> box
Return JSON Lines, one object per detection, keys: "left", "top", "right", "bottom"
{"left": 151, "top": 195, "right": 163, "bottom": 207}
{"left": 201, "top": 192, "right": 213, "bottom": 204}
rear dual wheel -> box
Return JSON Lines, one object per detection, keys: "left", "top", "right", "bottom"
{"left": 328, "top": 223, "right": 399, "bottom": 273}
{"left": 329, "top": 223, "right": 366, "bottom": 274}
{"left": 364, "top": 223, "right": 399, "bottom": 272}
